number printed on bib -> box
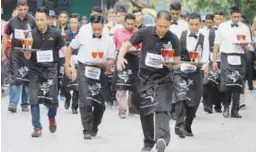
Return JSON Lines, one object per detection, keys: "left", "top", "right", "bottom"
{"left": 145, "top": 53, "right": 163, "bottom": 68}
{"left": 227, "top": 55, "right": 241, "bottom": 65}
{"left": 14, "top": 29, "right": 26, "bottom": 40}
{"left": 180, "top": 63, "right": 197, "bottom": 73}
{"left": 85, "top": 66, "right": 101, "bottom": 80}
{"left": 36, "top": 50, "right": 53, "bottom": 63}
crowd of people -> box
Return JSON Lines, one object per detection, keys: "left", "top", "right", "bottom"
{"left": 1, "top": 0, "right": 256, "bottom": 152}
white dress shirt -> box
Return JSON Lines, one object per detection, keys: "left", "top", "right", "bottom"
{"left": 215, "top": 20, "right": 253, "bottom": 54}
{"left": 186, "top": 31, "right": 210, "bottom": 69}
{"left": 200, "top": 27, "right": 211, "bottom": 39}
{"left": 170, "top": 19, "right": 189, "bottom": 39}
{"left": 70, "top": 24, "right": 116, "bottom": 64}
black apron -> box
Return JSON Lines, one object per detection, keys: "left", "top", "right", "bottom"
{"left": 62, "top": 64, "right": 78, "bottom": 91}
{"left": 220, "top": 53, "right": 246, "bottom": 93}
{"left": 10, "top": 49, "right": 30, "bottom": 86}
{"left": 185, "top": 70, "right": 203, "bottom": 107}
{"left": 138, "top": 68, "right": 173, "bottom": 116}
{"left": 203, "top": 63, "right": 221, "bottom": 89}
{"left": 28, "top": 63, "right": 59, "bottom": 108}
{"left": 77, "top": 62, "right": 108, "bottom": 108}
{"left": 116, "top": 53, "right": 139, "bottom": 90}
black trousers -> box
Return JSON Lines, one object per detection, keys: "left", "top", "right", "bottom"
{"left": 175, "top": 101, "right": 199, "bottom": 129}
{"left": 245, "top": 51, "right": 254, "bottom": 89}
{"left": 203, "top": 87, "right": 222, "bottom": 111}
{"left": 140, "top": 111, "right": 171, "bottom": 148}
{"left": 222, "top": 91, "right": 240, "bottom": 113}
{"left": 63, "top": 89, "right": 79, "bottom": 110}
{"left": 80, "top": 103, "right": 106, "bottom": 135}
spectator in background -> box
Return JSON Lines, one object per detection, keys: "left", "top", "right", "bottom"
{"left": 133, "top": 8, "right": 145, "bottom": 29}
{"left": 90, "top": 6, "right": 102, "bottom": 16}
{"left": 57, "top": 11, "right": 69, "bottom": 30}
{"left": 116, "top": 6, "right": 127, "bottom": 25}
{"left": 48, "top": 10, "right": 57, "bottom": 28}
{"left": 80, "top": 16, "right": 88, "bottom": 25}
{"left": 213, "top": 11, "right": 225, "bottom": 28}
{"left": 105, "top": 8, "right": 123, "bottom": 36}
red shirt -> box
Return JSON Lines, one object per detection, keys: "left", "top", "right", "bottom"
{"left": 113, "top": 27, "right": 136, "bottom": 50}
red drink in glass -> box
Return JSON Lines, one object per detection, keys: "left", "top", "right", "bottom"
{"left": 241, "top": 35, "right": 246, "bottom": 41}
{"left": 27, "top": 39, "right": 33, "bottom": 49}
{"left": 189, "top": 51, "right": 194, "bottom": 62}
{"left": 91, "top": 52, "right": 97, "bottom": 59}
{"left": 236, "top": 35, "right": 242, "bottom": 41}
{"left": 98, "top": 52, "right": 104, "bottom": 59}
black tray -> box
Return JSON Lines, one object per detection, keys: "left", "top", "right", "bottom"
{"left": 163, "top": 61, "right": 207, "bottom": 68}
{"left": 13, "top": 47, "right": 39, "bottom": 52}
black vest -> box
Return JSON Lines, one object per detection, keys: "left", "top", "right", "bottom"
{"left": 209, "top": 28, "right": 216, "bottom": 52}
{"left": 180, "top": 31, "right": 205, "bottom": 61}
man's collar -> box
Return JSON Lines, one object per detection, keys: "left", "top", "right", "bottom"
{"left": 152, "top": 26, "right": 169, "bottom": 39}
{"left": 18, "top": 14, "right": 28, "bottom": 21}
{"left": 37, "top": 27, "right": 50, "bottom": 34}
{"left": 188, "top": 30, "right": 200, "bottom": 37}
{"left": 122, "top": 27, "right": 136, "bottom": 33}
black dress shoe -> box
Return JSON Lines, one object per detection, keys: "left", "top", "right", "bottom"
{"left": 175, "top": 127, "right": 186, "bottom": 138}
{"left": 72, "top": 108, "right": 78, "bottom": 114}
{"left": 239, "top": 104, "right": 246, "bottom": 109}
{"left": 91, "top": 129, "right": 98, "bottom": 137}
{"left": 204, "top": 107, "right": 213, "bottom": 114}
{"left": 223, "top": 107, "right": 230, "bottom": 118}
{"left": 184, "top": 127, "right": 193, "bottom": 137}
{"left": 64, "top": 99, "right": 70, "bottom": 110}
{"left": 231, "top": 113, "right": 242, "bottom": 118}
{"left": 215, "top": 109, "right": 222, "bottom": 113}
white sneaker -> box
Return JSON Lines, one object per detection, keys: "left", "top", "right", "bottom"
{"left": 156, "top": 139, "right": 166, "bottom": 152}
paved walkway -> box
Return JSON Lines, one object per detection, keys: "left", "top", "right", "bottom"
{"left": 1, "top": 91, "right": 256, "bottom": 152}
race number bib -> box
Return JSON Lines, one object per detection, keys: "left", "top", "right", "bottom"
{"left": 14, "top": 29, "right": 26, "bottom": 40}
{"left": 180, "top": 63, "right": 197, "bottom": 73}
{"left": 36, "top": 50, "right": 54, "bottom": 63}
{"left": 227, "top": 55, "right": 241, "bottom": 65}
{"left": 145, "top": 53, "right": 163, "bottom": 68}
{"left": 210, "top": 52, "right": 221, "bottom": 62}
{"left": 85, "top": 66, "right": 101, "bottom": 80}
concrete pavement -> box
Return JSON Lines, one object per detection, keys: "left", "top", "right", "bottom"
{"left": 1, "top": 91, "right": 256, "bottom": 152}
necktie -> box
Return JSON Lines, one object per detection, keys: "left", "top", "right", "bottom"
{"left": 231, "top": 23, "right": 239, "bottom": 28}
{"left": 92, "top": 34, "right": 102, "bottom": 39}
{"left": 172, "top": 21, "right": 178, "bottom": 25}
{"left": 189, "top": 34, "right": 198, "bottom": 39}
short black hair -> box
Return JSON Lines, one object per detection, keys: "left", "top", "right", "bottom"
{"left": 36, "top": 7, "right": 49, "bottom": 16}
{"left": 205, "top": 14, "right": 214, "bottom": 20}
{"left": 156, "top": 10, "right": 172, "bottom": 21}
{"left": 59, "top": 11, "right": 69, "bottom": 16}
{"left": 90, "top": 15, "right": 104, "bottom": 24}
{"left": 230, "top": 6, "right": 241, "bottom": 15}
{"left": 116, "top": 6, "right": 127, "bottom": 13}
{"left": 189, "top": 12, "right": 201, "bottom": 22}
{"left": 17, "top": 0, "right": 28, "bottom": 6}
{"left": 124, "top": 13, "right": 136, "bottom": 21}
{"left": 170, "top": 2, "right": 181, "bottom": 11}
{"left": 69, "top": 13, "right": 80, "bottom": 20}
{"left": 133, "top": 8, "right": 142, "bottom": 14}
{"left": 91, "top": 6, "right": 102, "bottom": 14}
{"left": 214, "top": 11, "right": 224, "bottom": 17}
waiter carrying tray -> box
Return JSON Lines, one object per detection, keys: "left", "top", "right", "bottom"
{"left": 117, "top": 11, "right": 181, "bottom": 152}
{"left": 213, "top": 6, "right": 253, "bottom": 118}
